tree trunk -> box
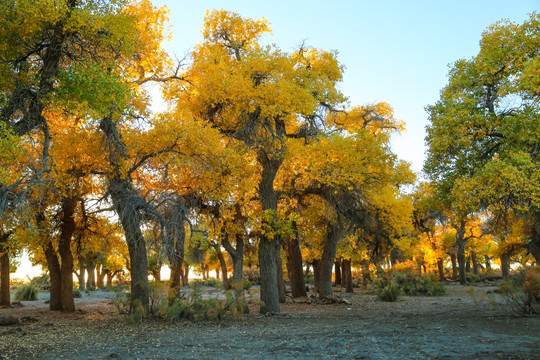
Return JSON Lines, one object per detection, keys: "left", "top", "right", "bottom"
{"left": 58, "top": 196, "right": 76, "bottom": 312}
{"left": 484, "top": 255, "right": 491, "bottom": 270}
{"left": 437, "top": 258, "right": 445, "bottom": 282}
{"left": 44, "top": 240, "right": 62, "bottom": 311}
{"left": 165, "top": 197, "right": 185, "bottom": 292}
{"left": 318, "top": 218, "right": 344, "bottom": 298}
{"left": 360, "top": 259, "right": 371, "bottom": 286}
{"left": 100, "top": 116, "right": 149, "bottom": 312}
{"left": 106, "top": 271, "right": 112, "bottom": 287}
{"left": 465, "top": 256, "right": 471, "bottom": 273}
{"left": 500, "top": 253, "right": 510, "bottom": 279}
{"left": 304, "top": 263, "right": 310, "bottom": 278}
{"left": 86, "top": 261, "right": 95, "bottom": 289}
{"left": 450, "top": 253, "right": 458, "bottom": 279}
{"left": 217, "top": 251, "right": 229, "bottom": 290}
{"left": 471, "top": 251, "right": 479, "bottom": 275}
{"left": 275, "top": 241, "right": 286, "bottom": 303}
{"left": 334, "top": 260, "right": 342, "bottom": 286}
{"left": 286, "top": 226, "right": 306, "bottom": 298}
{"left": 342, "top": 259, "right": 353, "bottom": 293}
{"left": 78, "top": 256, "right": 86, "bottom": 292}
{"left": 456, "top": 221, "right": 467, "bottom": 285}
{"left": 257, "top": 152, "right": 281, "bottom": 314}
{"left": 183, "top": 265, "right": 189, "bottom": 285}
{"left": 0, "top": 233, "right": 10, "bottom": 307}
{"left": 313, "top": 260, "right": 320, "bottom": 292}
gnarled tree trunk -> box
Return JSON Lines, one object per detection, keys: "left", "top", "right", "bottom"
{"left": 257, "top": 152, "right": 281, "bottom": 313}
{"left": 342, "top": 259, "right": 353, "bottom": 293}
{"left": 317, "top": 217, "right": 344, "bottom": 298}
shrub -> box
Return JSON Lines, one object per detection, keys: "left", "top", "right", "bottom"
{"left": 189, "top": 279, "right": 223, "bottom": 288}
{"left": 13, "top": 284, "right": 39, "bottom": 301}
{"left": 495, "top": 267, "right": 540, "bottom": 316}
{"left": 29, "top": 274, "right": 50, "bottom": 289}
{"left": 73, "top": 288, "right": 82, "bottom": 298}
{"left": 393, "top": 272, "right": 447, "bottom": 296}
{"left": 376, "top": 283, "right": 401, "bottom": 302}
{"left": 466, "top": 272, "right": 480, "bottom": 284}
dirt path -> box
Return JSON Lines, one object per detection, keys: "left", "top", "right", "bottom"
{"left": 1, "top": 285, "right": 539, "bottom": 359}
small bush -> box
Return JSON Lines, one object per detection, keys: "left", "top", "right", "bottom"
{"left": 495, "top": 267, "right": 540, "bottom": 316}
{"left": 466, "top": 272, "right": 480, "bottom": 284}
{"left": 73, "top": 288, "right": 82, "bottom": 298}
{"left": 29, "top": 274, "right": 50, "bottom": 289}
{"left": 393, "top": 272, "right": 447, "bottom": 296}
{"left": 376, "top": 284, "right": 401, "bottom": 302}
{"left": 13, "top": 284, "right": 39, "bottom": 301}
{"left": 189, "top": 278, "right": 223, "bottom": 288}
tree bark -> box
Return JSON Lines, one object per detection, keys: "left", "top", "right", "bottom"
{"left": 257, "top": 152, "right": 281, "bottom": 314}
{"left": 360, "top": 259, "right": 371, "bottom": 286}
{"left": 500, "top": 253, "right": 510, "bottom": 279}
{"left": 437, "top": 258, "right": 445, "bottom": 282}
{"left": 342, "top": 259, "right": 353, "bottom": 293}
{"left": 334, "top": 260, "right": 342, "bottom": 286}
{"left": 100, "top": 116, "right": 149, "bottom": 311}
{"left": 165, "top": 197, "right": 186, "bottom": 293}
{"left": 471, "top": 251, "right": 479, "bottom": 275}
{"left": 456, "top": 221, "right": 467, "bottom": 285}
{"left": 43, "top": 240, "right": 62, "bottom": 311}
{"left": 183, "top": 265, "right": 189, "bottom": 285}
{"left": 217, "top": 251, "right": 229, "bottom": 290}
{"left": 0, "top": 233, "right": 10, "bottom": 307}
{"left": 58, "top": 196, "right": 76, "bottom": 312}
{"left": 484, "top": 255, "right": 491, "bottom": 271}
{"left": 78, "top": 256, "right": 86, "bottom": 292}
{"left": 286, "top": 224, "right": 306, "bottom": 298}
{"left": 450, "top": 253, "right": 458, "bottom": 279}
{"left": 317, "top": 218, "right": 344, "bottom": 297}
{"left": 86, "top": 261, "right": 95, "bottom": 289}
{"left": 275, "top": 241, "right": 286, "bottom": 303}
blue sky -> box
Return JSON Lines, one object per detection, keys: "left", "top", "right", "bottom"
{"left": 152, "top": 0, "right": 538, "bottom": 174}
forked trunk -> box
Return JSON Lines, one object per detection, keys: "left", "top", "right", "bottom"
{"left": 317, "top": 219, "right": 344, "bottom": 298}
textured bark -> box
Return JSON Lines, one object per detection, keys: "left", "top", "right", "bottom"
{"left": 437, "top": 258, "right": 445, "bottom": 282}
{"left": 165, "top": 197, "right": 186, "bottom": 292}
{"left": 86, "top": 261, "right": 95, "bottom": 289}
{"left": 450, "top": 253, "right": 458, "bottom": 279}
{"left": 334, "top": 260, "right": 342, "bottom": 286}
{"left": 484, "top": 255, "right": 491, "bottom": 270}
{"left": 471, "top": 251, "right": 479, "bottom": 275}
{"left": 360, "top": 259, "right": 371, "bottom": 286}
{"left": 257, "top": 152, "right": 281, "bottom": 313}
{"left": 78, "top": 256, "right": 86, "bottom": 292}
{"left": 100, "top": 116, "right": 149, "bottom": 311}
{"left": 275, "top": 242, "right": 286, "bottom": 303}
{"left": 501, "top": 254, "right": 510, "bottom": 279}
{"left": 0, "top": 233, "right": 10, "bottom": 307}
{"left": 317, "top": 219, "right": 344, "bottom": 297}
{"left": 286, "top": 225, "right": 306, "bottom": 298}
{"left": 184, "top": 266, "right": 189, "bottom": 285}
{"left": 58, "top": 197, "right": 76, "bottom": 312}
{"left": 342, "top": 259, "right": 353, "bottom": 293}
{"left": 456, "top": 221, "right": 467, "bottom": 285}
{"left": 217, "top": 251, "right": 229, "bottom": 290}
{"left": 43, "top": 240, "right": 62, "bottom": 311}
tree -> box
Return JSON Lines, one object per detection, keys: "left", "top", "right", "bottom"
{"left": 174, "top": 10, "right": 347, "bottom": 313}
{"left": 425, "top": 13, "right": 540, "bottom": 268}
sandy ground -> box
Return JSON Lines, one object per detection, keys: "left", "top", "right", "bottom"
{"left": 1, "top": 284, "right": 539, "bottom": 359}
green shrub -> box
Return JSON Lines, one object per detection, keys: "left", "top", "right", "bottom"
{"left": 376, "top": 284, "right": 401, "bottom": 302}
{"left": 14, "top": 284, "right": 39, "bottom": 301}
{"left": 466, "top": 272, "right": 480, "bottom": 284}
{"left": 189, "top": 278, "right": 223, "bottom": 288}
{"left": 393, "top": 272, "right": 446, "bottom": 296}
{"left": 496, "top": 267, "right": 540, "bottom": 316}
{"left": 73, "top": 288, "right": 82, "bottom": 298}
{"left": 29, "top": 274, "right": 50, "bottom": 289}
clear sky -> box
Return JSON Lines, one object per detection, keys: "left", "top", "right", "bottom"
{"left": 151, "top": 0, "right": 538, "bottom": 174}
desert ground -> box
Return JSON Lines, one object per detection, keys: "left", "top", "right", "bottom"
{"left": 1, "top": 284, "right": 539, "bottom": 359}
